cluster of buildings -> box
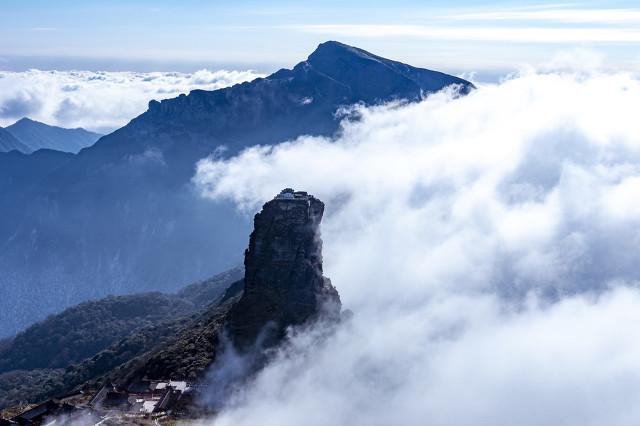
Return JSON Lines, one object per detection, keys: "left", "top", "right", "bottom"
{"left": 0, "top": 380, "right": 192, "bottom": 425}
{"left": 0, "top": 394, "right": 90, "bottom": 425}
{"left": 89, "top": 379, "right": 190, "bottom": 415}
{"left": 275, "top": 188, "right": 310, "bottom": 200}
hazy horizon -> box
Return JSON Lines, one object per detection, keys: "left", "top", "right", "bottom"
{"left": 2, "top": 0, "right": 640, "bottom": 75}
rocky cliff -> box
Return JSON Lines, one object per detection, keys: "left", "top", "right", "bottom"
{"left": 118, "top": 189, "right": 340, "bottom": 382}
{"left": 228, "top": 188, "right": 341, "bottom": 348}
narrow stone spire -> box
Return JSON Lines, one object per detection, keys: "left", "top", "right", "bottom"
{"left": 228, "top": 189, "right": 341, "bottom": 348}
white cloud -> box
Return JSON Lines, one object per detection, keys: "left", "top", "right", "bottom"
{"left": 0, "top": 69, "right": 264, "bottom": 133}
{"left": 207, "top": 288, "right": 640, "bottom": 426}
{"left": 192, "top": 71, "right": 640, "bottom": 425}
{"left": 540, "top": 48, "right": 606, "bottom": 72}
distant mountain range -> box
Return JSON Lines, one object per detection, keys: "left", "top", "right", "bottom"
{"left": 0, "top": 41, "right": 474, "bottom": 338}
{"left": 0, "top": 126, "right": 29, "bottom": 153}
{"left": 0, "top": 118, "right": 102, "bottom": 154}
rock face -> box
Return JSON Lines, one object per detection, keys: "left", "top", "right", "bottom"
{"left": 117, "top": 190, "right": 340, "bottom": 381}
{"left": 228, "top": 189, "right": 341, "bottom": 347}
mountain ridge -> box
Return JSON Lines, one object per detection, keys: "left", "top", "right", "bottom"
{"left": 0, "top": 126, "right": 29, "bottom": 153}
{"left": 0, "top": 41, "right": 472, "bottom": 338}
{"left": 2, "top": 118, "right": 102, "bottom": 154}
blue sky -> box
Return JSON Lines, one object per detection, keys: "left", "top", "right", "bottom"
{"left": 2, "top": 0, "right": 640, "bottom": 76}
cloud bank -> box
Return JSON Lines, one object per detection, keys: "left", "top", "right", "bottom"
{"left": 194, "top": 71, "right": 640, "bottom": 425}
{"left": 0, "top": 69, "right": 263, "bottom": 133}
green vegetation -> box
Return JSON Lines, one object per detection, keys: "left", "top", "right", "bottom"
{"left": 0, "top": 293, "right": 194, "bottom": 373}
{"left": 0, "top": 369, "right": 65, "bottom": 409}
{"left": 0, "top": 268, "right": 242, "bottom": 409}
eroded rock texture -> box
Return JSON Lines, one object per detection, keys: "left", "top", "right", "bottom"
{"left": 113, "top": 189, "right": 340, "bottom": 383}
{"left": 229, "top": 188, "right": 341, "bottom": 348}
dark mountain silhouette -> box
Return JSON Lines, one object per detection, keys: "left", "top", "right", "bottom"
{"left": 228, "top": 189, "right": 340, "bottom": 349}
{"left": 0, "top": 149, "right": 73, "bottom": 193}
{"left": 4, "top": 118, "right": 102, "bottom": 154}
{"left": 0, "top": 41, "right": 473, "bottom": 338}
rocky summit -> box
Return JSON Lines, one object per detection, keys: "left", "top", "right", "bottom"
{"left": 228, "top": 188, "right": 341, "bottom": 348}
{"left": 121, "top": 189, "right": 340, "bottom": 382}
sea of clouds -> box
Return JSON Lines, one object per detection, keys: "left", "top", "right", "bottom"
{"left": 193, "top": 70, "right": 640, "bottom": 425}
{"left": 0, "top": 69, "right": 263, "bottom": 133}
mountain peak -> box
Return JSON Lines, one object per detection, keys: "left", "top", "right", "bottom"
{"left": 306, "top": 40, "right": 392, "bottom": 71}
{"left": 309, "top": 40, "right": 369, "bottom": 58}
{"left": 307, "top": 40, "right": 388, "bottom": 63}
{"left": 228, "top": 188, "right": 341, "bottom": 348}
{"left": 13, "top": 117, "right": 70, "bottom": 130}
{"left": 297, "top": 40, "right": 474, "bottom": 104}
{"left": 15, "top": 117, "right": 36, "bottom": 125}
{"left": 5, "top": 117, "right": 102, "bottom": 154}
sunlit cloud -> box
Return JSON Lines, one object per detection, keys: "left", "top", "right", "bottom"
{"left": 193, "top": 70, "right": 640, "bottom": 425}
{"left": 0, "top": 69, "right": 264, "bottom": 132}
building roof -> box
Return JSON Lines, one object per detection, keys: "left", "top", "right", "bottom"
{"left": 276, "top": 188, "right": 312, "bottom": 201}
{"left": 142, "top": 401, "right": 157, "bottom": 413}
{"left": 12, "top": 400, "right": 59, "bottom": 421}
{"left": 169, "top": 381, "right": 188, "bottom": 392}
